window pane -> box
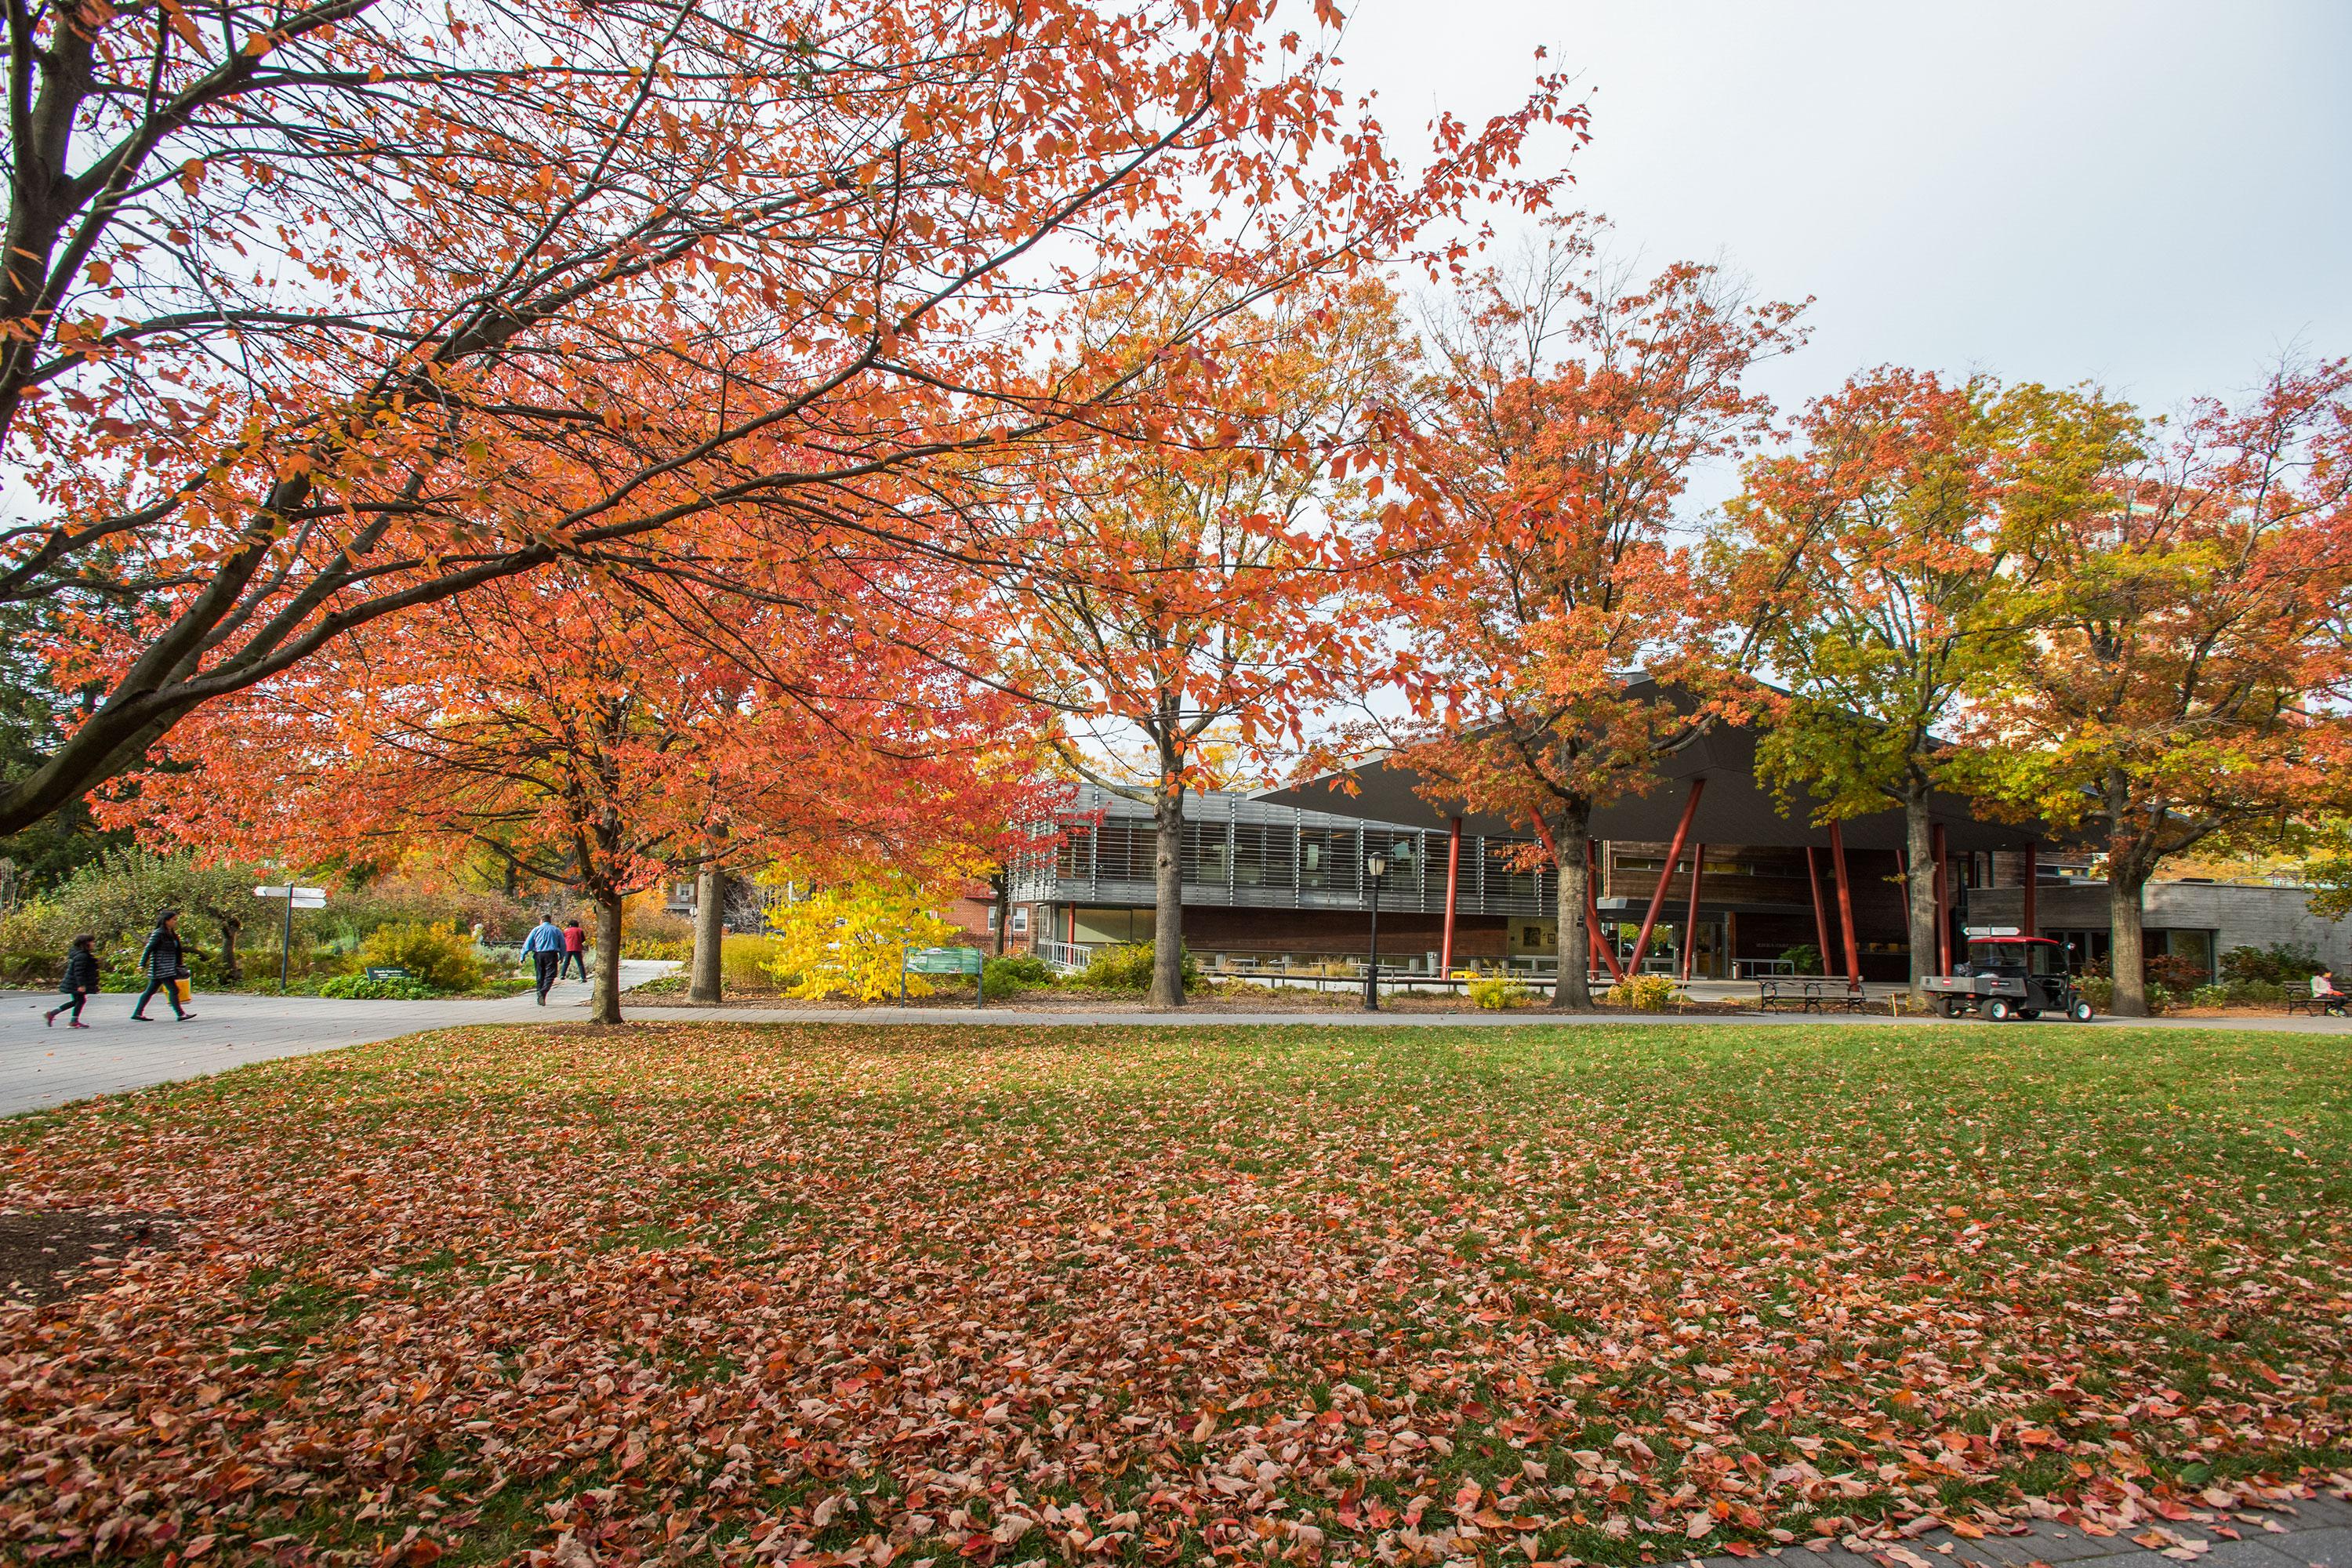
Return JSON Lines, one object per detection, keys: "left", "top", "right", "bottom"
{"left": 1233, "top": 822, "right": 1295, "bottom": 887}
{"left": 1299, "top": 828, "right": 1358, "bottom": 891}
{"left": 1182, "top": 821, "right": 1231, "bottom": 884}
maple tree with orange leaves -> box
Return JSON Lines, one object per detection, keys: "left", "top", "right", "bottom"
{"left": 1001, "top": 280, "right": 1410, "bottom": 1007}
{"left": 1380, "top": 220, "right": 1804, "bottom": 1009}
{"left": 1, "top": 0, "right": 1581, "bottom": 839}
{"left": 107, "top": 559, "right": 1044, "bottom": 1021}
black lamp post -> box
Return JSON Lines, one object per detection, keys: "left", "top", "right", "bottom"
{"left": 1363, "top": 850, "right": 1388, "bottom": 1011}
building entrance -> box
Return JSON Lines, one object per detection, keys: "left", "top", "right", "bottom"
{"left": 1597, "top": 913, "right": 1727, "bottom": 978}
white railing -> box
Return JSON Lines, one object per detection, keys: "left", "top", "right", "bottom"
{"left": 1033, "top": 940, "right": 1097, "bottom": 974}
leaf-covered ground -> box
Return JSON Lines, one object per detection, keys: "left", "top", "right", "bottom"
{"left": 2, "top": 1023, "right": 2347, "bottom": 1567}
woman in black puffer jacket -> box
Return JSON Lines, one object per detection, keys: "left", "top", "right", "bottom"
{"left": 132, "top": 910, "right": 194, "bottom": 1021}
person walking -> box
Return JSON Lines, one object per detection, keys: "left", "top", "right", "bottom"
{"left": 45, "top": 935, "right": 100, "bottom": 1028}
{"left": 560, "top": 918, "right": 588, "bottom": 980}
{"left": 130, "top": 911, "right": 194, "bottom": 1021}
{"left": 524, "top": 914, "right": 567, "bottom": 1004}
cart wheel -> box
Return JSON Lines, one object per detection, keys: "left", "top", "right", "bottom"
{"left": 1987, "top": 997, "right": 2013, "bottom": 1022}
{"left": 1940, "top": 997, "right": 1965, "bottom": 1019}
{"left": 2070, "top": 1000, "right": 2094, "bottom": 1022}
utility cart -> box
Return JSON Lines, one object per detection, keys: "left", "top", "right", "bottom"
{"left": 1922, "top": 927, "right": 2096, "bottom": 1022}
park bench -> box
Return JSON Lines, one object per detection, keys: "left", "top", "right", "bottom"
{"left": 1756, "top": 977, "right": 1865, "bottom": 1014}
{"left": 2284, "top": 990, "right": 2346, "bottom": 1018}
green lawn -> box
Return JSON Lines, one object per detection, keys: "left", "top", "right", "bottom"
{"left": 2, "top": 1022, "right": 2347, "bottom": 1566}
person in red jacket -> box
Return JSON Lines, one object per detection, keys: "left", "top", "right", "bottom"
{"left": 560, "top": 919, "right": 588, "bottom": 980}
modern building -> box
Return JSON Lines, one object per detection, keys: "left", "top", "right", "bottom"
{"left": 1012, "top": 708, "right": 2053, "bottom": 981}
{"left": 1011, "top": 713, "right": 2347, "bottom": 984}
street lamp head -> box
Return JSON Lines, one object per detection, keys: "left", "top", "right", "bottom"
{"left": 1366, "top": 853, "right": 1388, "bottom": 878}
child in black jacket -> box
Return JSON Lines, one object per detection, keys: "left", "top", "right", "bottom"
{"left": 46, "top": 935, "right": 99, "bottom": 1028}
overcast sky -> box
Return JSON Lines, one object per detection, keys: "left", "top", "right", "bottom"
{"left": 1337, "top": 0, "right": 2350, "bottom": 430}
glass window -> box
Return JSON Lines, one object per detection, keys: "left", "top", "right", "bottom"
{"left": 1487, "top": 839, "right": 1541, "bottom": 901}
{"left": 1054, "top": 823, "right": 1093, "bottom": 880}
{"left": 1011, "top": 907, "right": 1029, "bottom": 935}
{"left": 1299, "top": 828, "right": 1358, "bottom": 892}
{"left": 1182, "top": 821, "right": 1231, "bottom": 884}
{"left": 1094, "top": 819, "right": 1155, "bottom": 881}
{"left": 2156, "top": 928, "right": 2216, "bottom": 977}
{"left": 1232, "top": 822, "right": 1295, "bottom": 887}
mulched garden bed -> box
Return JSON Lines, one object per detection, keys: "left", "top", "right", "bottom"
{"left": 0, "top": 1208, "right": 177, "bottom": 1304}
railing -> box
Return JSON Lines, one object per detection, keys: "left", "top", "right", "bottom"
{"left": 1033, "top": 940, "right": 1096, "bottom": 974}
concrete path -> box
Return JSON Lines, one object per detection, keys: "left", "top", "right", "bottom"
{"left": 1690, "top": 1494, "right": 2352, "bottom": 1568}
{"left": 5, "top": 968, "right": 2344, "bottom": 1119}
{"left": 0, "top": 960, "right": 676, "bottom": 1117}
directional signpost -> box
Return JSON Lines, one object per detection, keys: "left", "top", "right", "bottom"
{"left": 255, "top": 884, "right": 327, "bottom": 993}
{"left": 903, "top": 946, "right": 986, "bottom": 1008}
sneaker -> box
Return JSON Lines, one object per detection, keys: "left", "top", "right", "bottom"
{"left": 45, "top": 1012, "right": 55, "bottom": 1026}
{"left": 175, "top": 1012, "right": 196, "bottom": 1022}
{"left": 69, "top": 1020, "right": 89, "bottom": 1029}
{"left": 130, "top": 1012, "right": 150, "bottom": 1021}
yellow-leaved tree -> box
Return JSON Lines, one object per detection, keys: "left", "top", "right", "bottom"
{"left": 760, "top": 877, "right": 962, "bottom": 1003}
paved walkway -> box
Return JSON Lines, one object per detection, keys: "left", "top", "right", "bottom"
{"left": 0, "top": 960, "right": 675, "bottom": 1117}
{"left": 1693, "top": 1494, "right": 2351, "bottom": 1568}
{"left": 4, "top": 971, "right": 2344, "bottom": 1118}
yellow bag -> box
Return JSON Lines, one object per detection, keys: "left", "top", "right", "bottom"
{"left": 172, "top": 977, "right": 193, "bottom": 1005}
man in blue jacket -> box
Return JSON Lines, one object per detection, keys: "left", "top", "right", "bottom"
{"left": 523, "top": 915, "right": 568, "bottom": 1005}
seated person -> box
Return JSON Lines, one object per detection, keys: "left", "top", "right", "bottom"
{"left": 2312, "top": 967, "right": 2347, "bottom": 1014}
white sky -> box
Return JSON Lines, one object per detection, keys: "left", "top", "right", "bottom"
{"left": 1338, "top": 0, "right": 2351, "bottom": 441}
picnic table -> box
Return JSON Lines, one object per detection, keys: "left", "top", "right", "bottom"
{"left": 1755, "top": 977, "right": 1866, "bottom": 1014}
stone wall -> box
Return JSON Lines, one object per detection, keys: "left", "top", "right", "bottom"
{"left": 1967, "top": 882, "right": 2352, "bottom": 969}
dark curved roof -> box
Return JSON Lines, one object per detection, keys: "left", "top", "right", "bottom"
{"left": 1254, "top": 688, "right": 2067, "bottom": 854}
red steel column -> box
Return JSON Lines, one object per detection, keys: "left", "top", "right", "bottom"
{"left": 1828, "top": 819, "right": 1862, "bottom": 984}
{"left": 1806, "top": 847, "right": 1835, "bottom": 978}
{"left": 1932, "top": 822, "right": 1951, "bottom": 974}
{"left": 1588, "top": 837, "right": 1626, "bottom": 982}
{"left": 2022, "top": 840, "right": 2038, "bottom": 936}
{"left": 1629, "top": 779, "right": 1706, "bottom": 973}
{"left": 1806, "top": 851, "right": 1825, "bottom": 973}
{"left": 1440, "top": 815, "right": 1462, "bottom": 973}
{"left": 1532, "top": 814, "right": 1621, "bottom": 982}
{"left": 1680, "top": 843, "right": 1707, "bottom": 981}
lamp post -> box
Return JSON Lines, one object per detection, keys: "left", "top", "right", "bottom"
{"left": 1363, "top": 850, "right": 1388, "bottom": 1011}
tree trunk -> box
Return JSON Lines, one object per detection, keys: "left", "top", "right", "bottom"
{"left": 590, "top": 887, "right": 626, "bottom": 1025}
{"left": 1549, "top": 805, "right": 1596, "bottom": 1011}
{"left": 992, "top": 871, "right": 1010, "bottom": 956}
{"left": 2108, "top": 864, "right": 2151, "bottom": 1018}
{"left": 1905, "top": 784, "right": 1937, "bottom": 1004}
{"left": 1151, "top": 784, "right": 1186, "bottom": 1009}
{"left": 689, "top": 865, "right": 725, "bottom": 1004}
{"left": 216, "top": 916, "right": 242, "bottom": 982}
